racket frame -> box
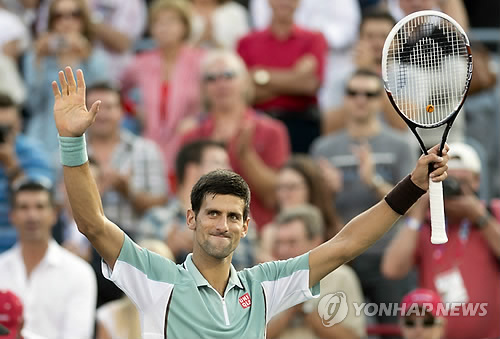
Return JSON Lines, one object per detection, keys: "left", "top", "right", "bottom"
{"left": 381, "top": 10, "right": 473, "bottom": 156}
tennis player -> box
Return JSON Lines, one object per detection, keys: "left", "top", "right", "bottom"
{"left": 53, "top": 67, "right": 449, "bottom": 339}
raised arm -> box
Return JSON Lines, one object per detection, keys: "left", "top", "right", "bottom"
{"left": 53, "top": 66, "right": 124, "bottom": 269}
{"left": 309, "top": 144, "right": 449, "bottom": 287}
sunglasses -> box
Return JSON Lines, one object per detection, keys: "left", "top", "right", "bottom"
{"left": 403, "top": 317, "right": 442, "bottom": 328}
{"left": 203, "top": 70, "right": 237, "bottom": 83}
{"left": 346, "top": 88, "right": 381, "bottom": 98}
{"left": 53, "top": 9, "right": 82, "bottom": 20}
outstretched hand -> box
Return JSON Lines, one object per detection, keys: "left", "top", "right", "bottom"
{"left": 410, "top": 143, "right": 449, "bottom": 191}
{"left": 52, "top": 66, "right": 100, "bottom": 137}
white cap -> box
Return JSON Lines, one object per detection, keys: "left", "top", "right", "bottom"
{"left": 447, "top": 142, "right": 481, "bottom": 174}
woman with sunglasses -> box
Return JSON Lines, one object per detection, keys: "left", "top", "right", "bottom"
{"left": 181, "top": 49, "right": 291, "bottom": 231}
{"left": 23, "top": 0, "right": 109, "bottom": 154}
{"left": 120, "top": 0, "right": 203, "bottom": 176}
{"left": 399, "top": 289, "right": 446, "bottom": 339}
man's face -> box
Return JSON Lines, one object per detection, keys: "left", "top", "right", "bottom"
{"left": 0, "top": 107, "right": 20, "bottom": 143}
{"left": 360, "top": 18, "right": 394, "bottom": 63}
{"left": 400, "top": 313, "right": 445, "bottom": 339}
{"left": 199, "top": 147, "right": 230, "bottom": 175}
{"left": 268, "top": 0, "right": 300, "bottom": 21}
{"left": 345, "top": 75, "right": 383, "bottom": 122}
{"left": 87, "top": 90, "right": 122, "bottom": 137}
{"left": 399, "top": 0, "right": 437, "bottom": 15}
{"left": 10, "top": 190, "right": 56, "bottom": 243}
{"left": 446, "top": 169, "right": 479, "bottom": 193}
{"left": 187, "top": 194, "right": 249, "bottom": 260}
{"left": 274, "top": 219, "right": 318, "bottom": 260}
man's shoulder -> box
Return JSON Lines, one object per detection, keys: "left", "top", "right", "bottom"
{"left": 0, "top": 246, "right": 18, "bottom": 266}
{"left": 56, "top": 244, "right": 95, "bottom": 275}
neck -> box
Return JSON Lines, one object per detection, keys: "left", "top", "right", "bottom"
{"left": 161, "top": 43, "right": 182, "bottom": 61}
{"left": 270, "top": 17, "right": 294, "bottom": 40}
{"left": 347, "top": 117, "right": 381, "bottom": 139}
{"left": 89, "top": 129, "right": 120, "bottom": 144}
{"left": 212, "top": 101, "right": 246, "bottom": 121}
{"left": 21, "top": 240, "right": 49, "bottom": 277}
{"left": 192, "top": 248, "right": 232, "bottom": 296}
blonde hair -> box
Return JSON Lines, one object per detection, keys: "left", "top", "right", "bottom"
{"left": 149, "top": 0, "right": 192, "bottom": 41}
{"left": 112, "top": 239, "right": 174, "bottom": 339}
{"left": 200, "top": 49, "right": 255, "bottom": 110}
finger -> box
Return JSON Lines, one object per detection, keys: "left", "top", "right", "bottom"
{"left": 430, "top": 165, "right": 448, "bottom": 178}
{"left": 51, "top": 81, "right": 61, "bottom": 99}
{"left": 58, "top": 71, "right": 68, "bottom": 96}
{"left": 89, "top": 100, "right": 101, "bottom": 119}
{"left": 65, "top": 67, "right": 77, "bottom": 93}
{"left": 431, "top": 171, "right": 448, "bottom": 182}
{"left": 420, "top": 153, "right": 444, "bottom": 166}
{"left": 76, "top": 69, "right": 86, "bottom": 94}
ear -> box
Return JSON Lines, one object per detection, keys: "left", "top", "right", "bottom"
{"left": 187, "top": 209, "right": 196, "bottom": 231}
{"left": 240, "top": 217, "right": 250, "bottom": 238}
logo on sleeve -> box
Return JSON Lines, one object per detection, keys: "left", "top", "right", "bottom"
{"left": 239, "top": 293, "right": 251, "bottom": 309}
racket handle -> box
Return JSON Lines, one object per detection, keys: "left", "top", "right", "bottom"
{"left": 429, "top": 179, "right": 448, "bottom": 244}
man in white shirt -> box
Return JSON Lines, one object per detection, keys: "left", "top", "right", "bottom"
{"left": 0, "top": 179, "right": 97, "bottom": 339}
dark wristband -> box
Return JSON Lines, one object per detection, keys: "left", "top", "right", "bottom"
{"left": 384, "top": 175, "right": 426, "bottom": 215}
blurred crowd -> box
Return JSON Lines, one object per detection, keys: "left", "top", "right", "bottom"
{"left": 0, "top": 0, "right": 499, "bottom": 338}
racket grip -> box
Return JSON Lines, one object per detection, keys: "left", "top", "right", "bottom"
{"left": 429, "top": 179, "right": 448, "bottom": 244}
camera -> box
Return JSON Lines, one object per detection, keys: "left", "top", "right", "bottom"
{"left": 443, "top": 176, "right": 463, "bottom": 198}
{"left": 0, "top": 125, "right": 12, "bottom": 143}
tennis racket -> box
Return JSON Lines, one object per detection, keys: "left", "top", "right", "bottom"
{"left": 381, "top": 10, "right": 473, "bottom": 244}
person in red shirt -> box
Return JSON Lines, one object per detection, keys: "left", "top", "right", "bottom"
{"left": 382, "top": 142, "right": 500, "bottom": 339}
{"left": 236, "top": 0, "right": 327, "bottom": 153}
{"left": 181, "top": 50, "right": 291, "bottom": 230}
{"left": 0, "top": 290, "right": 23, "bottom": 339}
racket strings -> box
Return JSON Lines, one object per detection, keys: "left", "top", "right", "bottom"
{"left": 385, "top": 15, "right": 469, "bottom": 126}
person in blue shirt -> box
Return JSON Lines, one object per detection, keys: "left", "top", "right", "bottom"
{"left": 0, "top": 93, "right": 54, "bottom": 252}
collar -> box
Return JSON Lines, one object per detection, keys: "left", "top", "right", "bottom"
{"left": 184, "top": 253, "right": 243, "bottom": 290}
{"left": 14, "top": 239, "right": 63, "bottom": 267}
{"left": 263, "top": 24, "right": 301, "bottom": 40}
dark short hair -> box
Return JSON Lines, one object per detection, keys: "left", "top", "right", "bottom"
{"left": 360, "top": 10, "right": 396, "bottom": 31}
{"left": 10, "top": 178, "right": 55, "bottom": 207}
{"left": 86, "top": 81, "right": 121, "bottom": 97}
{"left": 191, "top": 169, "right": 250, "bottom": 220}
{"left": 0, "top": 93, "right": 17, "bottom": 110}
{"left": 176, "top": 139, "right": 226, "bottom": 184}
{"left": 275, "top": 204, "right": 325, "bottom": 240}
{"left": 347, "top": 68, "right": 383, "bottom": 90}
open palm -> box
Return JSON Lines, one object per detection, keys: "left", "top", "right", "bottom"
{"left": 52, "top": 67, "right": 100, "bottom": 137}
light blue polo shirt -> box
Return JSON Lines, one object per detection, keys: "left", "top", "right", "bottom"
{"left": 102, "top": 235, "right": 320, "bottom": 339}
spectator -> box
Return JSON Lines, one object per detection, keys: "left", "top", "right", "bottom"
{"left": 0, "top": 179, "right": 97, "bottom": 339}
{"left": 182, "top": 49, "right": 290, "bottom": 229}
{"left": 0, "top": 55, "right": 25, "bottom": 106}
{"left": 323, "top": 11, "right": 409, "bottom": 134}
{"left": 86, "top": 82, "right": 167, "bottom": 240}
{"left": 2, "top": 0, "right": 40, "bottom": 41}
{"left": 383, "top": 142, "right": 500, "bottom": 339}
{"left": 388, "top": 0, "right": 469, "bottom": 30}
{"left": 0, "top": 94, "right": 54, "bottom": 253}
{"left": 140, "top": 139, "right": 257, "bottom": 269}
{"left": 23, "top": 0, "right": 109, "bottom": 154}
{"left": 237, "top": 0, "right": 328, "bottom": 153}
{"left": 36, "top": 0, "right": 147, "bottom": 80}
{"left": 0, "top": 290, "right": 23, "bottom": 339}
{"left": 259, "top": 155, "right": 342, "bottom": 262}
{"left": 311, "top": 69, "right": 417, "bottom": 334}
{"left": 190, "top": 0, "right": 250, "bottom": 50}
{"left": 0, "top": 5, "right": 29, "bottom": 59}
{"left": 120, "top": 0, "right": 203, "bottom": 173}
{"left": 96, "top": 239, "right": 174, "bottom": 339}
{"left": 249, "top": 0, "right": 361, "bottom": 111}
{"left": 399, "top": 289, "right": 446, "bottom": 339}
{"left": 267, "top": 204, "right": 366, "bottom": 339}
